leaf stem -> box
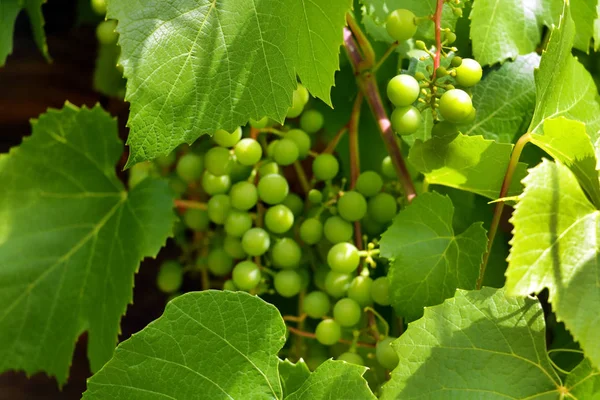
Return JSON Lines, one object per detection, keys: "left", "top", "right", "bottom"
{"left": 287, "top": 325, "right": 376, "bottom": 348}
{"left": 174, "top": 199, "right": 208, "bottom": 210}
{"left": 477, "top": 133, "right": 531, "bottom": 289}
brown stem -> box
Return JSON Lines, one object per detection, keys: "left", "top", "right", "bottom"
{"left": 322, "top": 126, "right": 348, "bottom": 154}
{"left": 346, "top": 13, "right": 375, "bottom": 68}
{"left": 293, "top": 161, "right": 311, "bottom": 194}
{"left": 432, "top": 0, "right": 444, "bottom": 78}
{"left": 174, "top": 199, "right": 208, "bottom": 210}
{"left": 287, "top": 325, "right": 376, "bottom": 348}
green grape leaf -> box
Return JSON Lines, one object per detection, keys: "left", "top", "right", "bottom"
{"left": 94, "top": 43, "right": 126, "bottom": 97}
{"left": 565, "top": 359, "right": 600, "bottom": 398}
{"left": 408, "top": 134, "right": 528, "bottom": 200}
{"left": 506, "top": 159, "right": 600, "bottom": 370}
{"left": 529, "top": 1, "right": 600, "bottom": 142}
{"left": 0, "top": 0, "right": 50, "bottom": 66}
{"left": 279, "top": 359, "right": 310, "bottom": 397}
{"left": 107, "top": 0, "right": 352, "bottom": 166}
{"left": 530, "top": 118, "right": 600, "bottom": 208}
{"left": 380, "top": 287, "right": 563, "bottom": 399}
{"left": 0, "top": 103, "right": 176, "bottom": 384}
{"left": 286, "top": 359, "right": 376, "bottom": 400}
{"left": 543, "top": 0, "right": 597, "bottom": 52}
{"left": 463, "top": 53, "right": 540, "bottom": 143}
{"left": 379, "top": 192, "right": 487, "bottom": 321}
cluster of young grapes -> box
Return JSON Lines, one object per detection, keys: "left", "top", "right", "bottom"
{"left": 90, "top": 0, "right": 118, "bottom": 46}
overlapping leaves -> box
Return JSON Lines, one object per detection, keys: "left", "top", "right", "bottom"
{"left": 0, "top": 0, "right": 50, "bottom": 66}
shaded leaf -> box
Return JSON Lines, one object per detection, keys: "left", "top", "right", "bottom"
{"left": 565, "top": 358, "right": 600, "bottom": 398}
{"left": 0, "top": 0, "right": 50, "bottom": 65}
{"left": 279, "top": 359, "right": 310, "bottom": 397}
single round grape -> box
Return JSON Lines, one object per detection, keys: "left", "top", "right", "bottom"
{"left": 91, "top": 0, "right": 107, "bottom": 15}
{"left": 207, "top": 194, "right": 231, "bottom": 225}
{"left": 315, "top": 319, "right": 342, "bottom": 345}
{"left": 303, "top": 291, "right": 331, "bottom": 319}
{"left": 465, "top": 107, "right": 477, "bottom": 124}
{"left": 266, "top": 140, "right": 279, "bottom": 159}
{"left": 387, "top": 75, "right": 420, "bottom": 107}
{"left": 362, "top": 214, "right": 385, "bottom": 237}
{"left": 272, "top": 238, "right": 302, "bottom": 269}
{"left": 348, "top": 276, "right": 374, "bottom": 307}
{"left": 338, "top": 352, "right": 364, "bottom": 366}
{"left": 155, "top": 152, "right": 176, "bottom": 169}
{"left": 128, "top": 162, "right": 152, "bottom": 188}
{"left": 258, "top": 174, "right": 289, "bottom": 205}
{"left": 282, "top": 193, "right": 304, "bottom": 217}
{"left": 224, "top": 210, "right": 253, "bottom": 237}
{"left": 241, "top": 227, "right": 271, "bottom": 256}
{"left": 431, "top": 121, "right": 459, "bottom": 141}
{"left": 371, "top": 277, "right": 391, "bottom": 306}
{"left": 207, "top": 248, "right": 234, "bottom": 276}
{"left": 439, "top": 89, "right": 473, "bottom": 124}
{"left": 234, "top": 138, "right": 263, "bottom": 166}
{"left": 324, "top": 216, "right": 353, "bottom": 244}
{"left": 376, "top": 337, "right": 400, "bottom": 370}
{"left": 183, "top": 209, "right": 209, "bottom": 231}
{"left": 232, "top": 261, "right": 261, "bottom": 291}
{"left": 156, "top": 261, "right": 183, "bottom": 293}
{"left": 273, "top": 139, "right": 299, "bottom": 166}
{"left": 333, "top": 297, "right": 362, "bottom": 327}
{"left": 223, "top": 235, "right": 247, "bottom": 259}
{"left": 368, "top": 193, "right": 398, "bottom": 224}
{"left": 300, "top": 109, "right": 324, "bottom": 133}
{"left": 313, "top": 154, "right": 339, "bottom": 181}
{"left": 96, "top": 20, "right": 118, "bottom": 45}
{"left": 355, "top": 171, "right": 384, "bottom": 197}
{"left": 313, "top": 267, "right": 329, "bottom": 291}
{"left": 213, "top": 127, "right": 242, "bottom": 147}
{"left": 287, "top": 85, "right": 309, "bottom": 118}
{"left": 385, "top": 9, "right": 417, "bottom": 42}
{"left": 258, "top": 162, "right": 280, "bottom": 178}
{"left": 451, "top": 56, "right": 463, "bottom": 68}
{"left": 328, "top": 243, "right": 360, "bottom": 273}
{"left": 299, "top": 218, "right": 324, "bottom": 245}
{"left": 285, "top": 129, "right": 311, "bottom": 159}
{"left": 204, "top": 147, "right": 233, "bottom": 176}
{"left": 391, "top": 106, "right": 422, "bottom": 135}
{"left": 176, "top": 153, "right": 204, "bottom": 183}
{"left": 337, "top": 191, "right": 367, "bottom": 222}
{"left": 265, "top": 204, "right": 294, "bottom": 234}
{"left": 202, "top": 170, "right": 231, "bottom": 195}
{"left": 455, "top": 58, "right": 483, "bottom": 87}
{"left": 274, "top": 270, "right": 303, "bottom": 297}
{"left": 324, "top": 271, "right": 352, "bottom": 298}
{"left": 229, "top": 181, "right": 258, "bottom": 211}
{"left": 249, "top": 116, "right": 269, "bottom": 129}
{"left": 381, "top": 156, "right": 396, "bottom": 179}
{"left": 229, "top": 161, "right": 253, "bottom": 183}
{"left": 296, "top": 84, "right": 310, "bottom": 104}
{"left": 308, "top": 189, "right": 323, "bottom": 204}
{"left": 223, "top": 279, "right": 237, "bottom": 291}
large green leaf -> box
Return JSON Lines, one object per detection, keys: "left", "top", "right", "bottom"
{"left": 506, "top": 160, "right": 600, "bottom": 370}
{"left": 279, "top": 359, "right": 311, "bottom": 398}
{"left": 408, "top": 133, "right": 528, "bottom": 200}
{"left": 0, "top": 0, "right": 50, "bottom": 66}
{"left": 565, "top": 359, "right": 600, "bottom": 398}
{"left": 0, "top": 104, "right": 175, "bottom": 384}
{"left": 463, "top": 53, "right": 539, "bottom": 143}
{"left": 543, "top": 0, "right": 597, "bottom": 52}
{"left": 381, "top": 287, "right": 564, "bottom": 399}
{"left": 379, "top": 192, "right": 487, "bottom": 321}
{"left": 107, "top": 0, "right": 352, "bottom": 166}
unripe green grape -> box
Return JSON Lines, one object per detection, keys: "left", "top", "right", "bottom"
{"left": 453, "top": 7, "right": 463, "bottom": 17}
{"left": 96, "top": 20, "right": 118, "bottom": 45}
{"left": 258, "top": 161, "right": 280, "bottom": 178}
{"left": 368, "top": 193, "right": 398, "bottom": 224}
{"left": 371, "top": 277, "right": 391, "bottom": 305}
{"left": 297, "top": 84, "right": 310, "bottom": 105}
{"left": 265, "top": 204, "right": 294, "bottom": 233}
{"left": 155, "top": 152, "right": 176, "bottom": 169}
{"left": 273, "top": 138, "right": 300, "bottom": 166}
{"left": 308, "top": 189, "right": 323, "bottom": 204}
{"left": 338, "top": 352, "right": 364, "bottom": 366}
{"left": 300, "top": 109, "right": 324, "bottom": 133}
{"left": 229, "top": 181, "right": 258, "bottom": 211}
{"left": 176, "top": 153, "right": 204, "bottom": 183}
{"left": 324, "top": 216, "right": 353, "bottom": 244}
{"left": 207, "top": 248, "right": 234, "bottom": 276}
{"left": 229, "top": 161, "right": 253, "bottom": 183}
{"left": 272, "top": 238, "right": 302, "bottom": 269}
{"left": 224, "top": 210, "right": 253, "bottom": 237}
{"left": 355, "top": 171, "right": 384, "bottom": 197}
{"left": 415, "top": 72, "right": 426, "bottom": 81}
{"left": 381, "top": 156, "right": 396, "bottom": 179}
{"left": 324, "top": 271, "right": 352, "bottom": 298}
{"left": 232, "top": 260, "right": 261, "bottom": 291}
{"left": 376, "top": 337, "right": 400, "bottom": 370}
{"left": 387, "top": 75, "right": 420, "bottom": 107}
{"left": 282, "top": 193, "right": 304, "bottom": 217}
{"left": 303, "top": 291, "right": 331, "bottom": 318}
{"left": 451, "top": 56, "right": 463, "bottom": 68}
{"left": 385, "top": 9, "right": 417, "bottom": 42}
{"left": 258, "top": 174, "right": 289, "bottom": 205}
{"left": 287, "top": 85, "right": 309, "bottom": 118}
{"left": 391, "top": 106, "right": 422, "bottom": 135}
{"left": 333, "top": 298, "right": 362, "bottom": 327}
{"left": 455, "top": 58, "right": 483, "bottom": 87}
{"left": 234, "top": 138, "right": 263, "bottom": 166}
{"left": 249, "top": 116, "right": 269, "bottom": 129}
{"left": 128, "top": 162, "right": 153, "bottom": 188}
{"left": 156, "top": 261, "right": 183, "bottom": 293}
{"left": 274, "top": 270, "right": 303, "bottom": 297}
{"left": 202, "top": 170, "right": 231, "bottom": 195}
{"left": 91, "top": 0, "right": 107, "bottom": 15}
{"left": 315, "top": 319, "right": 342, "bottom": 345}
{"left": 431, "top": 121, "right": 459, "bottom": 141}
{"left": 313, "top": 154, "right": 339, "bottom": 181}
{"left": 267, "top": 140, "right": 279, "bottom": 159}
{"left": 207, "top": 194, "right": 231, "bottom": 224}
{"left": 328, "top": 243, "right": 360, "bottom": 273}
{"left": 439, "top": 89, "right": 473, "bottom": 124}
{"left": 338, "top": 191, "right": 367, "bottom": 222}
{"left": 445, "top": 31, "right": 457, "bottom": 44}
{"left": 223, "top": 235, "right": 247, "bottom": 259}
{"left": 241, "top": 227, "right": 271, "bottom": 256}
{"left": 285, "top": 129, "right": 311, "bottom": 159}
{"left": 213, "top": 127, "right": 242, "bottom": 147}
{"left": 204, "top": 146, "right": 233, "bottom": 176}
{"left": 314, "top": 266, "right": 329, "bottom": 291}
{"left": 348, "top": 276, "right": 374, "bottom": 307}
{"left": 223, "top": 279, "right": 237, "bottom": 291}
{"left": 299, "top": 218, "right": 324, "bottom": 245}
{"left": 183, "top": 209, "right": 209, "bottom": 231}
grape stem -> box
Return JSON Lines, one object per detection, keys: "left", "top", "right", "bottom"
{"left": 174, "top": 199, "right": 208, "bottom": 210}
{"left": 477, "top": 133, "right": 531, "bottom": 289}
{"left": 346, "top": 13, "right": 375, "bottom": 69}
{"left": 293, "top": 161, "right": 311, "bottom": 194}
{"left": 348, "top": 93, "right": 365, "bottom": 257}
{"left": 372, "top": 42, "right": 399, "bottom": 73}
{"left": 322, "top": 126, "right": 348, "bottom": 154}
{"left": 286, "top": 325, "right": 376, "bottom": 348}
{"left": 432, "top": 0, "right": 444, "bottom": 78}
